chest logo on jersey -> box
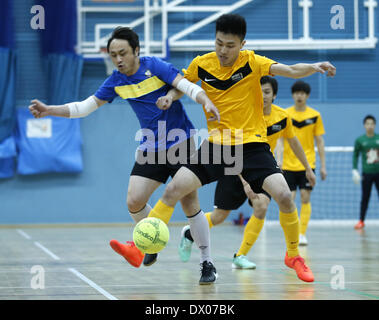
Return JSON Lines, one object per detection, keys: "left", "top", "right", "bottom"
{"left": 198, "top": 62, "right": 252, "bottom": 91}
{"left": 292, "top": 116, "right": 318, "bottom": 128}
{"left": 267, "top": 118, "right": 287, "bottom": 136}
{"left": 145, "top": 69, "right": 152, "bottom": 78}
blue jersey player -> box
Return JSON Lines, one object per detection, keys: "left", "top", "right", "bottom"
{"left": 29, "top": 27, "right": 220, "bottom": 284}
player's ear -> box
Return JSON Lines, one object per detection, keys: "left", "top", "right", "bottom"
{"left": 240, "top": 39, "right": 246, "bottom": 49}
{"left": 135, "top": 46, "right": 140, "bottom": 57}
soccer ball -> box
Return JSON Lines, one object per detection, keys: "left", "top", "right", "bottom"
{"left": 133, "top": 217, "right": 169, "bottom": 254}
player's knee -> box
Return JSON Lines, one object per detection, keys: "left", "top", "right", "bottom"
{"left": 253, "top": 203, "right": 268, "bottom": 219}
{"left": 276, "top": 189, "right": 294, "bottom": 211}
{"left": 127, "top": 194, "right": 146, "bottom": 213}
{"left": 162, "top": 180, "right": 183, "bottom": 203}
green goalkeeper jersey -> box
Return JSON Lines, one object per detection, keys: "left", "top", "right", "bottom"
{"left": 353, "top": 133, "right": 379, "bottom": 174}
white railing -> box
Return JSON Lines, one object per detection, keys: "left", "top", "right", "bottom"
{"left": 77, "top": 0, "right": 378, "bottom": 59}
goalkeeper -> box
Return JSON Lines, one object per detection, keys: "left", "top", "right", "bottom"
{"left": 352, "top": 115, "right": 379, "bottom": 229}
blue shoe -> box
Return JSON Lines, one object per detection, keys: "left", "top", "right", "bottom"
{"left": 178, "top": 225, "right": 193, "bottom": 262}
{"left": 232, "top": 254, "right": 256, "bottom": 269}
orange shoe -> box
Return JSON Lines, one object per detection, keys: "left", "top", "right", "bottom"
{"left": 110, "top": 240, "right": 144, "bottom": 268}
{"left": 285, "top": 252, "right": 314, "bottom": 282}
{"left": 354, "top": 220, "right": 365, "bottom": 230}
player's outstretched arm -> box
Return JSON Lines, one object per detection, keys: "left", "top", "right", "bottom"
{"left": 29, "top": 96, "right": 107, "bottom": 119}
{"left": 270, "top": 61, "right": 336, "bottom": 79}
{"left": 287, "top": 136, "right": 316, "bottom": 187}
{"left": 156, "top": 73, "right": 220, "bottom": 122}
{"left": 315, "top": 135, "right": 327, "bottom": 180}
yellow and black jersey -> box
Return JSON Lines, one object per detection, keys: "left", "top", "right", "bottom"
{"left": 183, "top": 50, "right": 276, "bottom": 145}
{"left": 282, "top": 106, "right": 325, "bottom": 171}
{"left": 265, "top": 104, "right": 295, "bottom": 155}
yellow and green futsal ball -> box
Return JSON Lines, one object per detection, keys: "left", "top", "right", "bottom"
{"left": 133, "top": 217, "right": 170, "bottom": 254}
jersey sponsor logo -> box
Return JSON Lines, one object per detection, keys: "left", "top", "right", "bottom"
{"left": 267, "top": 118, "right": 287, "bottom": 136}
{"left": 292, "top": 116, "right": 318, "bottom": 128}
{"left": 198, "top": 62, "right": 252, "bottom": 90}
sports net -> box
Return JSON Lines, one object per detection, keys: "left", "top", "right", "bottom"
{"left": 264, "top": 147, "right": 379, "bottom": 221}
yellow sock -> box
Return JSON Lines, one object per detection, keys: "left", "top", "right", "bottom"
{"left": 236, "top": 215, "right": 264, "bottom": 257}
{"left": 205, "top": 212, "right": 214, "bottom": 229}
{"left": 300, "top": 203, "right": 311, "bottom": 235}
{"left": 148, "top": 199, "right": 174, "bottom": 225}
{"left": 279, "top": 209, "right": 299, "bottom": 258}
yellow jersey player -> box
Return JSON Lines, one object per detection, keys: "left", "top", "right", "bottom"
{"left": 117, "top": 14, "right": 336, "bottom": 284}
{"left": 282, "top": 80, "right": 326, "bottom": 246}
{"left": 178, "top": 76, "right": 316, "bottom": 272}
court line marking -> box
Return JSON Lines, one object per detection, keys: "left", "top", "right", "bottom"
{"left": 16, "top": 229, "right": 32, "bottom": 240}
{"left": 34, "top": 242, "right": 60, "bottom": 260}
{"left": 68, "top": 268, "right": 118, "bottom": 300}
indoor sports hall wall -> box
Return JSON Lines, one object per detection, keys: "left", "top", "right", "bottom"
{"left": 0, "top": 0, "right": 378, "bottom": 224}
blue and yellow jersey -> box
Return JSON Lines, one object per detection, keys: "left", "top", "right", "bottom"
{"left": 95, "top": 56, "right": 194, "bottom": 151}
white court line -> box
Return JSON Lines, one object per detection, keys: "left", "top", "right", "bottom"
{"left": 68, "top": 268, "right": 118, "bottom": 300}
{"left": 16, "top": 229, "right": 31, "bottom": 240}
{"left": 34, "top": 242, "right": 60, "bottom": 260}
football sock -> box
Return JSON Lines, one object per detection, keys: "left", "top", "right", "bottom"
{"left": 300, "top": 202, "right": 311, "bottom": 235}
{"left": 279, "top": 209, "right": 300, "bottom": 258}
{"left": 130, "top": 204, "right": 152, "bottom": 223}
{"left": 148, "top": 199, "right": 174, "bottom": 225}
{"left": 236, "top": 215, "right": 264, "bottom": 257}
{"left": 188, "top": 210, "right": 211, "bottom": 263}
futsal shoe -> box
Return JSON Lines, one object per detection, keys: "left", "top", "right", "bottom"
{"left": 143, "top": 253, "right": 158, "bottom": 266}
{"left": 232, "top": 254, "right": 256, "bottom": 269}
{"left": 178, "top": 225, "right": 194, "bottom": 262}
{"left": 284, "top": 252, "right": 314, "bottom": 282}
{"left": 299, "top": 234, "right": 308, "bottom": 246}
{"left": 199, "top": 261, "right": 218, "bottom": 285}
{"left": 109, "top": 240, "right": 144, "bottom": 268}
{"left": 354, "top": 220, "right": 365, "bottom": 230}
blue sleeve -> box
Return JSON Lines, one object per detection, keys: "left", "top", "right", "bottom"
{"left": 150, "top": 57, "right": 179, "bottom": 85}
{"left": 94, "top": 72, "right": 118, "bottom": 103}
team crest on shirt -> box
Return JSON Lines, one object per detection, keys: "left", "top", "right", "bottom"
{"left": 145, "top": 69, "right": 152, "bottom": 78}
{"left": 231, "top": 72, "right": 243, "bottom": 82}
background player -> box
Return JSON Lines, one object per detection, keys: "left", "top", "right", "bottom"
{"left": 352, "top": 115, "right": 379, "bottom": 229}
{"left": 280, "top": 81, "right": 326, "bottom": 246}
{"left": 178, "top": 76, "right": 316, "bottom": 271}
{"left": 28, "top": 27, "right": 220, "bottom": 272}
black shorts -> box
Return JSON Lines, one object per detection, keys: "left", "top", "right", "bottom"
{"left": 283, "top": 169, "right": 315, "bottom": 191}
{"left": 214, "top": 175, "right": 271, "bottom": 211}
{"left": 131, "top": 138, "right": 196, "bottom": 184}
{"left": 184, "top": 140, "right": 282, "bottom": 196}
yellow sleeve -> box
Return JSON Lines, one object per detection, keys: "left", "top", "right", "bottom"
{"left": 182, "top": 56, "right": 200, "bottom": 83}
{"left": 315, "top": 113, "right": 325, "bottom": 136}
{"left": 283, "top": 115, "right": 295, "bottom": 139}
{"left": 253, "top": 54, "right": 277, "bottom": 77}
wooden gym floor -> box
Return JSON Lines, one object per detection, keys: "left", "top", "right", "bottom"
{"left": 0, "top": 223, "right": 378, "bottom": 300}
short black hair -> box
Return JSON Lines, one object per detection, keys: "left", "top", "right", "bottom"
{"left": 107, "top": 27, "right": 140, "bottom": 54}
{"left": 261, "top": 76, "right": 278, "bottom": 96}
{"left": 363, "top": 115, "right": 376, "bottom": 124}
{"left": 291, "top": 80, "right": 311, "bottom": 95}
{"left": 215, "top": 14, "right": 246, "bottom": 41}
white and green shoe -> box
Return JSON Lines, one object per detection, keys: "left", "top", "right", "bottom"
{"left": 232, "top": 254, "right": 256, "bottom": 269}
{"left": 178, "top": 225, "right": 193, "bottom": 262}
